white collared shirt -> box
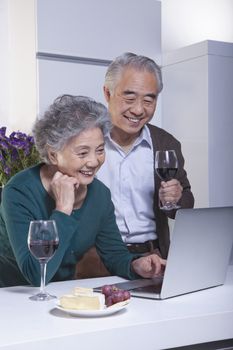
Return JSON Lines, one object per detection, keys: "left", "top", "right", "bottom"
{"left": 96, "top": 125, "right": 157, "bottom": 244}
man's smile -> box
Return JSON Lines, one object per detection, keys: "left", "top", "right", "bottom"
{"left": 124, "top": 115, "right": 143, "bottom": 124}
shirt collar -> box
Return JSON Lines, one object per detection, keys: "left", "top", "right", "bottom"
{"left": 136, "top": 125, "right": 153, "bottom": 149}
{"left": 105, "top": 125, "right": 152, "bottom": 150}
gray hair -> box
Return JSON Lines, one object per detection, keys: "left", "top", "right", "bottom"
{"left": 33, "top": 95, "right": 111, "bottom": 164}
{"left": 105, "top": 52, "right": 163, "bottom": 95}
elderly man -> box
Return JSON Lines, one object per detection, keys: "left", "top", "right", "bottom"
{"left": 76, "top": 52, "right": 194, "bottom": 278}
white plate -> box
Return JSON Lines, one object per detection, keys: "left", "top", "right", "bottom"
{"left": 56, "top": 300, "right": 129, "bottom": 317}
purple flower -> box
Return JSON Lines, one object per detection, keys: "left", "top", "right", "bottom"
{"left": 0, "top": 127, "right": 6, "bottom": 137}
{"left": 0, "top": 140, "right": 9, "bottom": 150}
{"left": 27, "top": 136, "right": 34, "bottom": 143}
{"left": 0, "top": 151, "right": 4, "bottom": 161}
{"left": 10, "top": 139, "right": 25, "bottom": 149}
{"left": 3, "top": 165, "right": 11, "bottom": 176}
{"left": 10, "top": 148, "right": 19, "bottom": 161}
{"left": 0, "top": 126, "right": 40, "bottom": 185}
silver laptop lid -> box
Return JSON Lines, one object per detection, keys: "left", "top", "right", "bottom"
{"left": 160, "top": 207, "right": 233, "bottom": 299}
{"left": 94, "top": 207, "right": 233, "bottom": 300}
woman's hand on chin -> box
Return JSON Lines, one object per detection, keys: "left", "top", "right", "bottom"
{"left": 50, "top": 171, "right": 79, "bottom": 215}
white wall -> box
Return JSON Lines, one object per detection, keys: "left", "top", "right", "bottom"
{"left": 160, "top": 0, "right": 233, "bottom": 53}
{"left": 0, "top": 0, "right": 36, "bottom": 134}
{"left": 0, "top": 0, "right": 10, "bottom": 124}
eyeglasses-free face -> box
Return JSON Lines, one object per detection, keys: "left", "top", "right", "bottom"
{"left": 49, "top": 127, "right": 105, "bottom": 186}
{"left": 104, "top": 67, "right": 159, "bottom": 141}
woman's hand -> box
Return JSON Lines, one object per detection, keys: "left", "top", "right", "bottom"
{"left": 131, "top": 254, "right": 166, "bottom": 278}
{"left": 50, "top": 171, "right": 79, "bottom": 215}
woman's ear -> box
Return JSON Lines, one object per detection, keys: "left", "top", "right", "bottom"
{"left": 47, "top": 147, "right": 58, "bottom": 165}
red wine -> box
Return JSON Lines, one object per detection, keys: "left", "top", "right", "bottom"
{"left": 156, "top": 167, "right": 178, "bottom": 181}
{"left": 29, "top": 240, "right": 59, "bottom": 262}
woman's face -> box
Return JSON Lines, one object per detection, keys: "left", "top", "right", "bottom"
{"left": 50, "top": 127, "right": 105, "bottom": 186}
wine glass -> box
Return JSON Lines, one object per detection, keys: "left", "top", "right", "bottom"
{"left": 27, "top": 220, "right": 59, "bottom": 301}
{"left": 155, "top": 150, "right": 181, "bottom": 211}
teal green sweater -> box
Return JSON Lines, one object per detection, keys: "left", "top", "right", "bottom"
{"left": 0, "top": 164, "right": 138, "bottom": 286}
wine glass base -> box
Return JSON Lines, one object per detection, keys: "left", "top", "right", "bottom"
{"left": 29, "top": 292, "right": 57, "bottom": 301}
{"left": 160, "top": 204, "right": 181, "bottom": 211}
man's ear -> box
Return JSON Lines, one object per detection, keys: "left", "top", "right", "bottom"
{"left": 103, "top": 86, "right": 111, "bottom": 103}
{"left": 47, "top": 147, "right": 58, "bottom": 165}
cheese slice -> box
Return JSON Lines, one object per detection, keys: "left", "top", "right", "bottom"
{"left": 59, "top": 292, "right": 105, "bottom": 310}
{"left": 73, "top": 287, "right": 93, "bottom": 295}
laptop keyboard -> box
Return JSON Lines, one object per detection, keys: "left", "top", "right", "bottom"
{"left": 94, "top": 275, "right": 163, "bottom": 292}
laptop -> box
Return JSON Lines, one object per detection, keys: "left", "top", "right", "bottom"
{"left": 96, "top": 207, "right": 233, "bottom": 300}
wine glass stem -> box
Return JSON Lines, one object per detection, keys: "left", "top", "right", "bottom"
{"left": 39, "top": 261, "right": 47, "bottom": 294}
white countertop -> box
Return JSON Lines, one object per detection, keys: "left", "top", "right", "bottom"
{"left": 0, "top": 266, "right": 233, "bottom": 350}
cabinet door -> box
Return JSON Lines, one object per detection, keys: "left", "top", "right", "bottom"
{"left": 208, "top": 53, "right": 233, "bottom": 207}
{"left": 37, "top": 59, "right": 108, "bottom": 114}
{"left": 36, "top": 0, "right": 161, "bottom": 60}
{"left": 162, "top": 40, "right": 233, "bottom": 208}
{"left": 162, "top": 55, "right": 209, "bottom": 208}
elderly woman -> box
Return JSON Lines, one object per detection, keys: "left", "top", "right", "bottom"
{"left": 0, "top": 95, "right": 165, "bottom": 287}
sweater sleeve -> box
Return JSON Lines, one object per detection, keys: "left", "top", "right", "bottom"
{"left": 150, "top": 125, "right": 195, "bottom": 220}
{"left": 2, "top": 182, "right": 79, "bottom": 286}
{"left": 165, "top": 138, "right": 194, "bottom": 219}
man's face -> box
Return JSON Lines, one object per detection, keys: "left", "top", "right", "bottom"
{"left": 104, "top": 67, "right": 159, "bottom": 138}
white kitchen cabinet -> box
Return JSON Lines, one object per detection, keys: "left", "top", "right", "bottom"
{"left": 162, "top": 40, "right": 233, "bottom": 208}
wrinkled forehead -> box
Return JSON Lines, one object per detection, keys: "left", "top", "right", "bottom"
{"left": 115, "top": 67, "right": 159, "bottom": 94}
